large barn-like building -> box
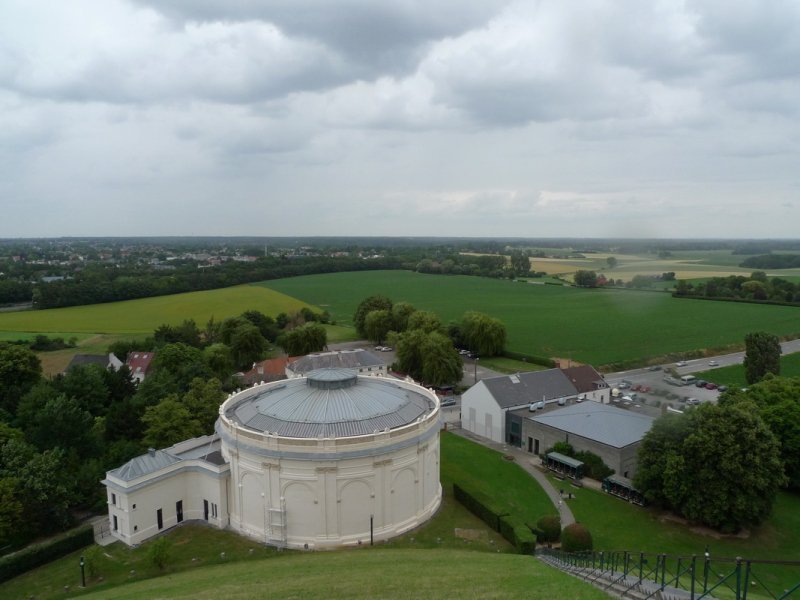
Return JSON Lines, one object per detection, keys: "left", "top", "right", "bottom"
{"left": 103, "top": 368, "right": 442, "bottom": 549}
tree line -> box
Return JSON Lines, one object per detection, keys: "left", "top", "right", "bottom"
{"left": 30, "top": 256, "right": 402, "bottom": 310}
{"left": 675, "top": 271, "right": 800, "bottom": 304}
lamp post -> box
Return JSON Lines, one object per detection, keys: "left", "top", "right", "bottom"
{"left": 474, "top": 357, "right": 479, "bottom": 384}
{"left": 79, "top": 555, "right": 86, "bottom": 588}
{"left": 370, "top": 514, "right": 374, "bottom": 546}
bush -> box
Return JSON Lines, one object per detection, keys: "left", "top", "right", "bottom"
{"left": 0, "top": 525, "right": 94, "bottom": 584}
{"left": 147, "top": 536, "right": 172, "bottom": 569}
{"left": 536, "top": 515, "right": 561, "bottom": 543}
{"left": 83, "top": 544, "right": 102, "bottom": 578}
{"left": 573, "top": 451, "right": 614, "bottom": 481}
{"left": 561, "top": 523, "right": 593, "bottom": 552}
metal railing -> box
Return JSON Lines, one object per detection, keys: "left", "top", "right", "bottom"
{"left": 538, "top": 548, "right": 800, "bottom": 600}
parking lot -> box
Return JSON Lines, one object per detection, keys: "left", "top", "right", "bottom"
{"left": 604, "top": 362, "right": 731, "bottom": 407}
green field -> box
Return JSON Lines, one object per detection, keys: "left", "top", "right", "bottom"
{"left": 0, "top": 331, "right": 95, "bottom": 343}
{"left": 257, "top": 271, "right": 800, "bottom": 365}
{"left": 693, "top": 352, "right": 800, "bottom": 388}
{"left": 0, "top": 285, "right": 314, "bottom": 335}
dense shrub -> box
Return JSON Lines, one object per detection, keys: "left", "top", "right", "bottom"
{"left": 0, "top": 525, "right": 94, "bottom": 584}
{"left": 536, "top": 515, "right": 561, "bottom": 543}
{"left": 573, "top": 451, "right": 614, "bottom": 480}
{"left": 561, "top": 523, "right": 593, "bottom": 552}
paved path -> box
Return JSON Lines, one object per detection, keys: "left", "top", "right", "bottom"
{"left": 450, "top": 428, "right": 575, "bottom": 526}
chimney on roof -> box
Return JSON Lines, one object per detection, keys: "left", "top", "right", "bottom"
{"left": 258, "top": 365, "right": 264, "bottom": 374}
{"left": 148, "top": 448, "right": 156, "bottom": 456}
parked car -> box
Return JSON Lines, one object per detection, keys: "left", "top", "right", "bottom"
{"left": 649, "top": 365, "right": 661, "bottom": 371}
{"left": 639, "top": 385, "right": 651, "bottom": 393}
{"left": 631, "top": 384, "right": 642, "bottom": 391}
{"left": 380, "top": 346, "right": 393, "bottom": 352}
{"left": 676, "top": 361, "right": 688, "bottom": 367}
{"left": 717, "top": 385, "right": 729, "bottom": 392}
{"left": 618, "top": 382, "right": 630, "bottom": 389}
{"left": 708, "top": 360, "right": 720, "bottom": 367}
{"left": 705, "top": 382, "right": 718, "bottom": 390}
{"left": 440, "top": 398, "right": 457, "bottom": 407}
{"left": 468, "top": 352, "right": 479, "bottom": 359}
{"left": 663, "top": 367, "right": 671, "bottom": 373}
{"left": 458, "top": 349, "right": 469, "bottom": 355}
{"left": 686, "top": 398, "right": 701, "bottom": 405}
{"left": 695, "top": 380, "right": 707, "bottom": 387}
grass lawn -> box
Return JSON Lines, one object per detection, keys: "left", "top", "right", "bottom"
{"left": 693, "top": 352, "right": 800, "bottom": 389}
{"left": 441, "top": 432, "right": 556, "bottom": 525}
{"left": 322, "top": 324, "right": 359, "bottom": 344}
{"left": 256, "top": 271, "right": 800, "bottom": 365}
{"left": 478, "top": 356, "right": 549, "bottom": 374}
{"left": 35, "top": 548, "right": 608, "bottom": 600}
{"left": 547, "top": 474, "right": 800, "bottom": 593}
{"left": 0, "top": 285, "right": 314, "bottom": 335}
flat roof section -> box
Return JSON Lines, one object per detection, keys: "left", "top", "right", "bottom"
{"left": 528, "top": 402, "right": 655, "bottom": 448}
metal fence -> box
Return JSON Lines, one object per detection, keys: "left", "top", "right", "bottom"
{"left": 538, "top": 548, "right": 800, "bottom": 600}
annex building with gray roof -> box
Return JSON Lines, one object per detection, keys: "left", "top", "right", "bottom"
{"left": 513, "top": 401, "right": 655, "bottom": 479}
{"left": 461, "top": 366, "right": 610, "bottom": 445}
{"left": 285, "top": 349, "right": 387, "bottom": 378}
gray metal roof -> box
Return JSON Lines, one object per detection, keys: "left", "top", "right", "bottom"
{"left": 529, "top": 402, "right": 655, "bottom": 448}
{"left": 481, "top": 369, "right": 579, "bottom": 409}
{"left": 65, "top": 354, "right": 110, "bottom": 371}
{"left": 109, "top": 449, "right": 181, "bottom": 481}
{"left": 287, "top": 350, "right": 385, "bottom": 374}
{"left": 227, "top": 369, "right": 434, "bottom": 438}
{"left": 546, "top": 451, "right": 584, "bottom": 468}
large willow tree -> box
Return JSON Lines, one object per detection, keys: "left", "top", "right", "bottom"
{"left": 460, "top": 311, "right": 507, "bottom": 357}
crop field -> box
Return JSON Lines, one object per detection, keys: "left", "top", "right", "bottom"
{"left": 0, "top": 285, "right": 314, "bottom": 334}
{"left": 257, "top": 271, "right": 800, "bottom": 365}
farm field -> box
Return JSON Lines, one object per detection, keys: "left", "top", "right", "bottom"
{"left": 0, "top": 285, "right": 314, "bottom": 335}
{"left": 693, "top": 351, "right": 800, "bottom": 389}
{"left": 257, "top": 271, "right": 800, "bottom": 365}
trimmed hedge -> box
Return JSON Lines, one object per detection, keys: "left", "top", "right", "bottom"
{"left": 499, "top": 516, "right": 538, "bottom": 554}
{"left": 453, "top": 483, "right": 509, "bottom": 532}
{"left": 536, "top": 515, "right": 561, "bottom": 543}
{"left": 453, "top": 483, "right": 539, "bottom": 554}
{"left": 500, "top": 350, "right": 556, "bottom": 369}
{"left": 0, "top": 525, "right": 94, "bottom": 584}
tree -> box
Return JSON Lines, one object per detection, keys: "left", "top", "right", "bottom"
{"left": 109, "top": 338, "right": 152, "bottom": 363}
{"left": 354, "top": 296, "right": 393, "bottom": 337}
{"left": 0, "top": 477, "right": 23, "bottom": 545}
{"left": 181, "top": 378, "right": 225, "bottom": 433}
{"left": 229, "top": 323, "right": 267, "bottom": 369}
{"left": 203, "top": 343, "right": 235, "bottom": 379}
{"left": 221, "top": 316, "right": 249, "bottom": 345}
{"left": 460, "top": 311, "right": 507, "bottom": 356}
{"left": 241, "top": 310, "right": 279, "bottom": 341}
{"left": 148, "top": 536, "right": 172, "bottom": 569}
{"left": 391, "top": 302, "right": 417, "bottom": 332}
{"left": 407, "top": 310, "right": 445, "bottom": 334}
{"left": 509, "top": 252, "right": 530, "bottom": 273}
{"left": 151, "top": 343, "right": 204, "bottom": 377}
{"left": 0, "top": 343, "right": 42, "bottom": 418}
{"left": 204, "top": 315, "right": 222, "bottom": 345}
{"left": 364, "top": 310, "right": 394, "bottom": 344}
{"left": 572, "top": 270, "right": 598, "bottom": 287}
{"left": 606, "top": 256, "right": 618, "bottom": 269}
{"left": 142, "top": 397, "right": 204, "bottom": 449}
{"left": 395, "top": 330, "right": 462, "bottom": 386}
{"left": 278, "top": 323, "right": 327, "bottom": 356}
{"left": 29, "top": 396, "right": 100, "bottom": 459}
{"left": 744, "top": 332, "right": 782, "bottom": 384}
{"left": 635, "top": 403, "right": 785, "bottom": 532}
{"left": 631, "top": 274, "right": 654, "bottom": 288}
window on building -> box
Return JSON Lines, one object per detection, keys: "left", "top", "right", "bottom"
{"left": 134, "top": 525, "right": 138, "bottom": 532}
{"left": 132, "top": 504, "right": 136, "bottom": 510}
{"left": 212, "top": 503, "right": 218, "bottom": 518}
{"left": 111, "top": 493, "right": 116, "bottom": 506}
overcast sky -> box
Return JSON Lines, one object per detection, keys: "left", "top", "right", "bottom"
{"left": 2, "top": 0, "right": 799, "bottom": 238}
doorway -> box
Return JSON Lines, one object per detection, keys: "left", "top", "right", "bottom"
{"left": 176, "top": 500, "right": 183, "bottom": 523}
{"left": 157, "top": 508, "right": 163, "bottom": 530}
{"left": 113, "top": 515, "right": 118, "bottom": 531}
{"left": 204, "top": 499, "right": 209, "bottom": 521}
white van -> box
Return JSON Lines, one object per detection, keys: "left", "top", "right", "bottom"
{"left": 680, "top": 375, "right": 697, "bottom": 385}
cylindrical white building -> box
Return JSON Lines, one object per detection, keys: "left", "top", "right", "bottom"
{"left": 216, "top": 368, "right": 442, "bottom": 549}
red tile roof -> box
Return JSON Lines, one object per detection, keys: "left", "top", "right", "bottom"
{"left": 245, "top": 357, "right": 300, "bottom": 377}
{"left": 127, "top": 351, "right": 155, "bottom": 374}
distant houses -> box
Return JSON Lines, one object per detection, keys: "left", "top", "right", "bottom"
{"left": 63, "top": 351, "right": 155, "bottom": 382}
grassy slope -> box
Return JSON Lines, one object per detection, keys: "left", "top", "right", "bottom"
{"left": 256, "top": 271, "right": 800, "bottom": 365}
{"left": 0, "top": 285, "right": 313, "bottom": 334}
{"left": 692, "top": 352, "right": 800, "bottom": 388}
{"left": 76, "top": 550, "right": 608, "bottom": 600}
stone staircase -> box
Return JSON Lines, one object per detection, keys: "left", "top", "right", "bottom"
{"left": 537, "top": 552, "right": 718, "bottom": 600}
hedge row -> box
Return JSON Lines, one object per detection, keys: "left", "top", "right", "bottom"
{"left": 500, "top": 350, "right": 556, "bottom": 369}
{"left": 453, "top": 483, "right": 537, "bottom": 553}
{"left": 0, "top": 525, "right": 94, "bottom": 584}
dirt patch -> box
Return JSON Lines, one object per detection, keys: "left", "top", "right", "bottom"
{"left": 455, "top": 528, "right": 489, "bottom": 541}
